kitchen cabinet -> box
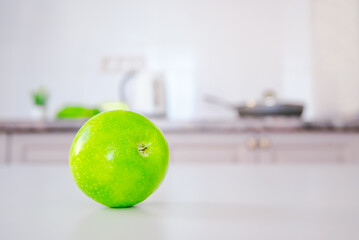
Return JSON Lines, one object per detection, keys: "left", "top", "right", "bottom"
{"left": 248, "top": 133, "right": 359, "bottom": 163}
{"left": 167, "top": 132, "right": 359, "bottom": 163}
{"left": 9, "top": 133, "right": 75, "bottom": 163}
{"left": 1, "top": 131, "right": 359, "bottom": 164}
{"left": 166, "top": 133, "right": 247, "bottom": 163}
{"left": 0, "top": 133, "right": 6, "bottom": 163}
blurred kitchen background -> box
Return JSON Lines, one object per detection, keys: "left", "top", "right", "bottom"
{"left": 1, "top": 0, "right": 359, "bottom": 164}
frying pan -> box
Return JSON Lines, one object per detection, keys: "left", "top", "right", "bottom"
{"left": 205, "top": 95, "right": 304, "bottom": 118}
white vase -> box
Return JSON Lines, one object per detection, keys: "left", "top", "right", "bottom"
{"left": 31, "top": 105, "right": 47, "bottom": 121}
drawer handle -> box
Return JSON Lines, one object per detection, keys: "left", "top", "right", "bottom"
{"left": 259, "top": 137, "right": 270, "bottom": 149}
{"left": 247, "top": 137, "right": 258, "bottom": 149}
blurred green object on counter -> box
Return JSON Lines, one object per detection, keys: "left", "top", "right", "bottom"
{"left": 32, "top": 87, "right": 48, "bottom": 106}
{"left": 56, "top": 106, "right": 100, "bottom": 119}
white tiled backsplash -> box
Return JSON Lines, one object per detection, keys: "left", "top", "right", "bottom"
{"left": 0, "top": 0, "right": 358, "bottom": 121}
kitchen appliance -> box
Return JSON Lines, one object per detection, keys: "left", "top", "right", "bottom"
{"left": 205, "top": 91, "right": 304, "bottom": 118}
{"left": 120, "top": 70, "right": 167, "bottom": 118}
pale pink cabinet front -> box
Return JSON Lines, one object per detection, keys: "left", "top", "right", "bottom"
{"left": 1, "top": 132, "right": 359, "bottom": 164}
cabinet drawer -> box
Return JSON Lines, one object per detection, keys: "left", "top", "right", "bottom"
{"left": 0, "top": 133, "right": 6, "bottom": 163}
{"left": 260, "top": 133, "right": 359, "bottom": 163}
{"left": 171, "top": 146, "right": 236, "bottom": 163}
{"left": 10, "top": 133, "right": 75, "bottom": 163}
{"left": 269, "top": 146, "right": 343, "bottom": 163}
{"left": 23, "top": 144, "right": 71, "bottom": 163}
{"left": 166, "top": 133, "right": 245, "bottom": 163}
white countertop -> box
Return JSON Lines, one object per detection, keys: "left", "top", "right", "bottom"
{"left": 1, "top": 164, "right": 359, "bottom": 240}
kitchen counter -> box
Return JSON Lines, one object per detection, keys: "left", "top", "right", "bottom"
{"left": 1, "top": 118, "right": 359, "bottom": 133}
{"left": 1, "top": 119, "right": 359, "bottom": 164}
{"left": 0, "top": 164, "right": 359, "bottom": 239}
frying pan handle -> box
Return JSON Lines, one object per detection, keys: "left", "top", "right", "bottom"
{"left": 203, "top": 94, "right": 236, "bottom": 109}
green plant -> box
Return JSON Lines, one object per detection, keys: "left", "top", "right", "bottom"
{"left": 32, "top": 87, "right": 48, "bottom": 106}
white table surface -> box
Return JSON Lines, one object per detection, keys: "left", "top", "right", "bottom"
{"left": 0, "top": 163, "right": 359, "bottom": 240}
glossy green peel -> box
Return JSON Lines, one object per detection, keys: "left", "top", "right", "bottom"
{"left": 69, "top": 110, "right": 169, "bottom": 208}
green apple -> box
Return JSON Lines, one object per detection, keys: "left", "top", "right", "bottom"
{"left": 69, "top": 110, "right": 169, "bottom": 208}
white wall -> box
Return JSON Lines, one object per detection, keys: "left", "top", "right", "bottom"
{"left": 312, "top": 0, "right": 359, "bottom": 119}
{"left": 0, "top": 0, "right": 358, "bottom": 120}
